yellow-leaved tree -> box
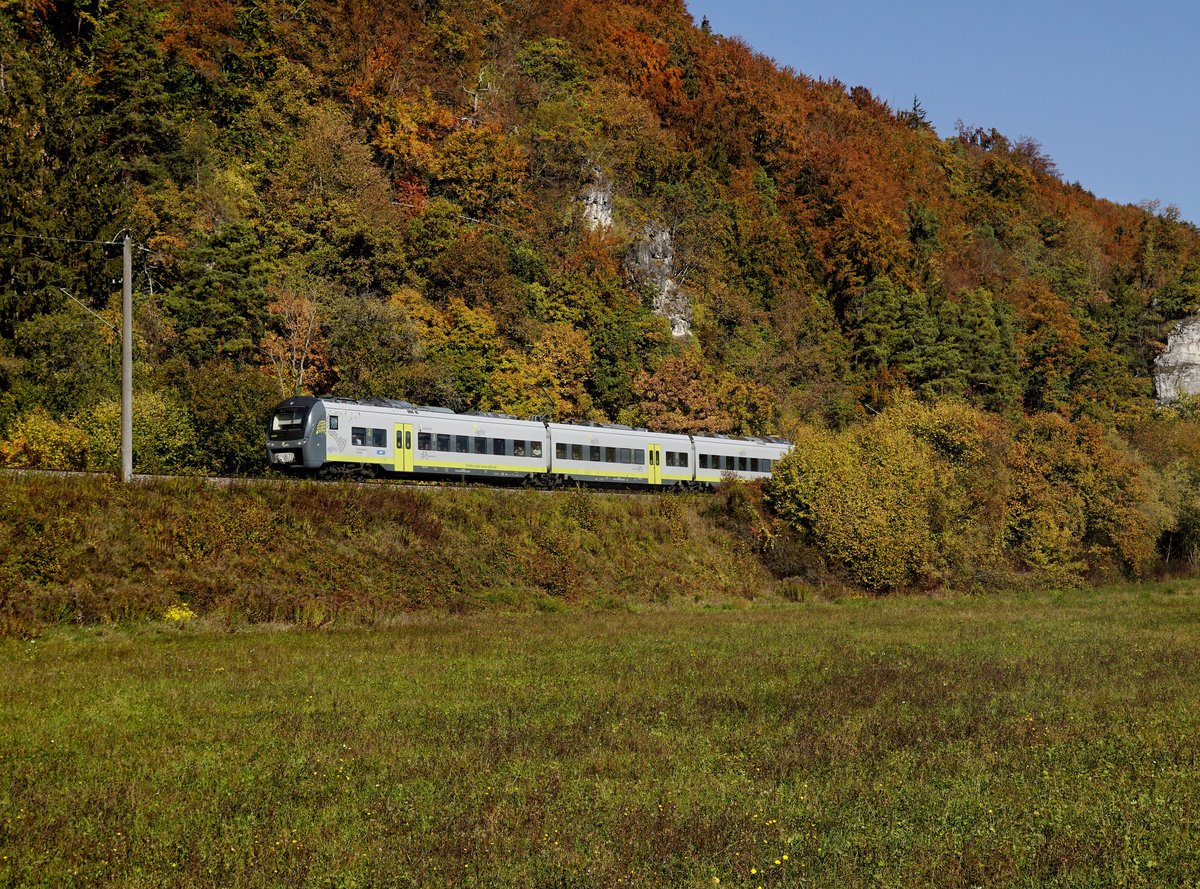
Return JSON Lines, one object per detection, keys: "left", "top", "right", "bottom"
{"left": 1004, "top": 414, "right": 1155, "bottom": 582}
{"left": 767, "top": 420, "right": 939, "bottom": 591}
{"left": 768, "top": 398, "right": 1158, "bottom": 592}
{"left": 0, "top": 409, "right": 89, "bottom": 470}
{"left": 479, "top": 324, "right": 595, "bottom": 420}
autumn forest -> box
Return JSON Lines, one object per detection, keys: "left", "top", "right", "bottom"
{"left": 3, "top": 0, "right": 1200, "bottom": 591}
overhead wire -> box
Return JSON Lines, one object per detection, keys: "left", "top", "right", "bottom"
{"left": 0, "top": 231, "right": 123, "bottom": 246}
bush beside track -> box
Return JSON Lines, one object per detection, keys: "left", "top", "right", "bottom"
{"left": 0, "top": 473, "right": 776, "bottom": 634}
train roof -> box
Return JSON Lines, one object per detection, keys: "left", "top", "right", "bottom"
{"left": 692, "top": 433, "right": 792, "bottom": 446}
{"left": 295, "top": 395, "right": 790, "bottom": 446}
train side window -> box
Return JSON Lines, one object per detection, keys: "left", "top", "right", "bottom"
{"left": 514, "top": 440, "right": 526, "bottom": 457}
{"left": 725, "top": 455, "right": 735, "bottom": 471}
{"left": 679, "top": 453, "right": 688, "bottom": 468}
{"left": 531, "top": 441, "right": 543, "bottom": 458}
{"left": 351, "top": 427, "right": 367, "bottom": 446}
{"left": 474, "top": 436, "right": 487, "bottom": 454}
{"left": 698, "top": 454, "right": 708, "bottom": 469}
{"left": 570, "top": 443, "right": 583, "bottom": 460}
{"left": 634, "top": 449, "right": 644, "bottom": 464}
{"left": 589, "top": 445, "right": 601, "bottom": 462}
{"left": 371, "top": 429, "right": 386, "bottom": 448}
{"left": 605, "top": 447, "right": 616, "bottom": 463}
{"left": 750, "top": 458, "right": 760, "bottom": 472}
{"left": 556, "top": 443, "right": 566, "bottom": 459}
{"left": 666, "top": 451, "right": 677, "bottom": 467}
{"left": 762, "top": 459, "right": 772, "bottom": 472}
{"left": 494, "top": 439, "right": 507, "bottom": 456}
{"left": 418, "top": 432, "right": 431, "bottom": 450}
{"left": 436, "top": 434, "right": 451, "bottom": 452}
{"left": 453, "top": 435, "right": 466, "bottom": 453}
{"left": 329, "top": 416, "right": 339, "bottom": 430}
{"left": 738, "top": 456, "right": 748, "bottom": 471}
{"left": 619, "top": 448, "right": 632, "bottom": 464}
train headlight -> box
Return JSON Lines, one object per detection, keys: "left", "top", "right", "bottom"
{"left": 274, "top": 452, "right": 295, "bottom": 464}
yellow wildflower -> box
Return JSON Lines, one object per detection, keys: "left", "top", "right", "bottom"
{"left": 163, "top": 603, "right": 196, "bottom": 623}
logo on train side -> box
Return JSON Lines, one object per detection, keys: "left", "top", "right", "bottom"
{"left": 315, "top": 419, "right": 328, "bottom": 435}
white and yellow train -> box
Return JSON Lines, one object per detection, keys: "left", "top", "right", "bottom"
{"left": 266, "top": 397, "right": 790, "bottom": 489}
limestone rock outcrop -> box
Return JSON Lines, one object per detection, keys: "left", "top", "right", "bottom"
{"left": 625, "top": 222, "right": 692, "bottom": 338}
{"left": 579, "top": 169, "right": 613, "bottom": 231}
{"left": 1154, "top": 315, "right": 1200, "bottom": 403}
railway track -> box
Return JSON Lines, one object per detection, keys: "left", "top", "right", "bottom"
{"left": 0, "top": 467, "right": 679, "bottom": 497}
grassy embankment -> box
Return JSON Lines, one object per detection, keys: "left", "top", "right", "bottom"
{"left": 2, "top": 585, "right": 1200, "bottom": 887}
{"left": 0, "top": 472, "right": 773, "bottom": 633}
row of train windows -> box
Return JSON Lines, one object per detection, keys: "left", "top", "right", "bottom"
{"left": 416, "top": 432, "right": 544, "bottom": 458}
{"left": 349, "top": 426, "right": 772, "bottom": 473}
{"left": 698, "top": 454, "right": 773, "bottom": 472}
{"left": 555, "top": 443, "right": 646, "bottom": 464}
{"left": 350, "top": 427, "right": 387, "bottom": 448}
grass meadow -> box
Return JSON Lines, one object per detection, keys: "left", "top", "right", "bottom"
{"left": 2, "top": 584, "right": 1200, "bottom": 887}
{"left": 0, "top": 474, "right": 774, "bottom": 632}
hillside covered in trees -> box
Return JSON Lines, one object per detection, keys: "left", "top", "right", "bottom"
{"left": 3, "top": 0, "right": 1200, "bottom": 590}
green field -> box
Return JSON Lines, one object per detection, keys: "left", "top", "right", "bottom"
{"left": 3, "top": 585, "right": 1200, "bottom": 887}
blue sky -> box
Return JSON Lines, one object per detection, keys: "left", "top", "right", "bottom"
{"left": 685, "top": 0, "right": 1200, "bottom": 225}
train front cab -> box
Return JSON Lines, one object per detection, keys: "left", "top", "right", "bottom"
{"left": 265, "top": 397, "right": 327, "bottom": 472}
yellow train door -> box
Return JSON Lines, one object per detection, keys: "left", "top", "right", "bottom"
{"left": 394, "top": 423, "right": 414, "bottom": 473}
{"left": 648, "top": 444, "right": 662, "bottom": 485}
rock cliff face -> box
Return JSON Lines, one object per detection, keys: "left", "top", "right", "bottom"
{"left": 579, "top": 169, "right": 613, "bottom": 231}
{"left": 578, "top": 169, "right": 693, "bottom": 337}
{"left": 1154, "top": 315, "right": 1200, "bottom": 403}
{"left": 625, "top": 222, "right": 692, "bottom": 338}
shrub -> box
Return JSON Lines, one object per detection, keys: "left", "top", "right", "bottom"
{"left": 180, "top": 360, "right": 279, "bottom": 475}
{"left": 881, "top": 398, "right": 1013, "bottom": 585}
{"left": 767, "top": 421, "right": 939, "bottom": 591}
{"left": 1125, "top": 413, "right": 1200, "bottom": 572}
{"left": 1005, "top": 414, "right": 1155, "bottom": 582}
{"left": 768, "top": 399, "right": 1162, "bottom": 592}
{"left": 80, "top": 391, "right": 203, "bottom": 475}
{"left": 0, "top": 409, "right": 89, "bottom": 470}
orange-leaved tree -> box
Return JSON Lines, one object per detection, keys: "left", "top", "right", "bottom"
{"left": 259, "top": 279, "right": 331, "bottom": 397}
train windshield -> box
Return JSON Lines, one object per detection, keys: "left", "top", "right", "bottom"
{"left": 269, "top": 407, "right": 308, "bottom": 441}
